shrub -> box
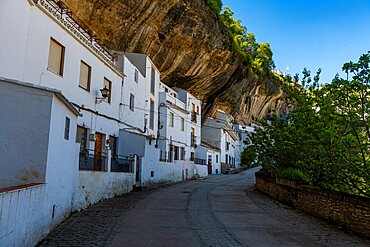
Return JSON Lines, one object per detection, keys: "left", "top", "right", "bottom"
{"left": 275, "top": 168, "right": 308, "bottom": 183}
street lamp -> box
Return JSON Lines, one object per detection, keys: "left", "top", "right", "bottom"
{"left": 95, "top": 86, "right": 110, "bottom": 104}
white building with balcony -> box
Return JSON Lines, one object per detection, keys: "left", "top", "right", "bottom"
{"left": 201, "top": 110, "right": 239, "bottom": 174}
{"left": 0, "top": 0, "right": 137, "bottom": 245}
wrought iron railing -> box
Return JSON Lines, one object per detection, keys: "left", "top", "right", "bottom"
{"left": 159, "top": 150, "right": 173, "bottom": 163}
{"left": 111, "top": 155, "right": 134, "bottom": 173}
{"left": 194, "top": 158, "right": 207, "bottom": 165}
{"left": 79, "top": 149, "right": 107, "bottom": 172}
{"left": 35, "top": 0, "right": 121, "bottom": 74}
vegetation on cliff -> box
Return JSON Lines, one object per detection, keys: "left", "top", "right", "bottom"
{"left": 243, "top": 52, "right": 370, "bottom": 197}
{"left": 204, "top": 1, "right": 277, "bottom": 81}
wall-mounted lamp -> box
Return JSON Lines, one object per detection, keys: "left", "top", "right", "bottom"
{"left": 95, "top": 86, "right": 110, "bottom": 104}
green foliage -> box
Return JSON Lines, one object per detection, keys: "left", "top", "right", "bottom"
{"left": 220, "top": 7, "right": 275, "bottom": 79}
{"left": 246, "top": 52, "right": 370, "bottom": 197}
{"left": 205, "top": 0, "right": 223, "bottom": 15}
{"left": 240, "top": 143, "right": 257, "bottom": 168}
{"left": 276, "top": 168, "right": 309, "bottom": 183}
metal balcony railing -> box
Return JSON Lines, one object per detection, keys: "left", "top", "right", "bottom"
{"left": 194, "top": 158, "right": 207, "bottom": 165}
{"left": 79, "top": 149, "right": 108, "bottom": 172}
{"left": 111, "top": 155, "right": 134, "bottom": 173}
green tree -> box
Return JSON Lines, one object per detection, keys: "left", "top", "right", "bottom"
{"left": 205, "top": 0, "right": 223, "bottom": 14}
{"left": 244, "top": 52, "right": 370, "bottom": 197}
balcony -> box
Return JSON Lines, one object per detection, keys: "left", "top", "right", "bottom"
{"left": 79, "top": 149, "right": 107, "bottom": 172}
{"left": 111, "top": 155, "right": 134, "bottom": 173}
{"left": 191, "top": 135, "right": 197, "bottom": 147}
{"left": 191, "top": 111, "right": 198, "bottom": 123}
{"left": 194, "top": 158, "right": 207, "bottom": 166}
{"left": 160, "top": 150, "right": 173, "bottom": 163}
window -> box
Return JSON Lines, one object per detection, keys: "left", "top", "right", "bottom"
{"left": 109, "top": 136, "right": 118, "bottom": 158}
{"left": 104, "top": 78, "right": 112, "bottom": 103}
{"left": 134, "top": 69, "right": 139, "bottom": 83}
{"left": 150, "top": 68, "right": 155, "bottom": 95}
{"left": 190, "top": 152, "right": 195, "bottom": 161}
{"left": 169, "top": 112, "right": 174, "bottom": 127}
{"left": 79, "top": 61, "right": 91, "bottom": 91}
{"left": 196, "top": 106, "right": 200, "bottom": 114}
{"left": 225, "top": 154, "right": 228, "bottom": 164}
{"left": 76, "top": 126, "right": 88, "bottom": 150}
{"left": 64, "top": 117, "right": 70, "bottom": 140}
{"left": 191, "top": 128, "right": 195, "bottom": 147}
{"left": 174, "top": 146, "right": 179, "bottom": 160}
{"left": 48, "top": 38, "right": 65, "bottom": 76}
{"left": 180, "top": 147, "right": 185, "bottom": 160}
{"left": 149, "top": 100, "right": 155, "bottom": 130}
{"left": 216, "top": 155, "right": 219, "bottom": 163}
{"left": 180, "top": 117, "right": 185, "bottom": 131}
{"left": 130, "top": 93, "right": 135, "bottom": 111}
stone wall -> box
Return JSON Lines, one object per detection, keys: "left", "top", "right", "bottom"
{"left": 255, "top": 172, "right": 370, "bottom": 238}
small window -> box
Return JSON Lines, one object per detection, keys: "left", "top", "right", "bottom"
{"left": 190, "top": 152, "right": 195, "bottom": 161}
{"left": 79, "top": 60, "right": 91, "bottom": 91}
{"left": 104, "top": 78, "right": 112, "bottom": 103}
{"left": 149, "top": 100, "right": 155, "bottom": 130}
{"left": 216, "top": 155, "right": 219, "bottom": 163}
{"left": 130, "top": 93, "right": 135, "bottom": 111}
{"left": 180, "top": 147, "right": 185, "bottom": 160}
{"left": 134, "top": 69, "right": 139, "bottom": 83}
{"left": 64, "top": 117, "right": 70, "bottom": 140}
{"left": 180, "top": 117, "right": 185, "bottom": 131}
{"left": 174, "top": 146, "right": 179, "bottom": 160}
{"left": 196, "top": 106, "right": 200, "bottom": 114}
{"left": 169, "top": 112, "right": 174, "bottom": 127}
{"left": 150, "top": 68, "right": 155, "bottom": 95}
{"left": 76, "top": 126, "right": 88, "bottom": 150}
{"left": 48, "top": 38, "right": 65, "bottom": 76}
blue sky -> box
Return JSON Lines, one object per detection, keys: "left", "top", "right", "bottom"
{"left": 222, "top": 0, "right": 370, "bottom": 83}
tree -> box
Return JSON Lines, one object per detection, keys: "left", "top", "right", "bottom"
{"left": 244, "top": 52, "right": 370, "bottom": 197}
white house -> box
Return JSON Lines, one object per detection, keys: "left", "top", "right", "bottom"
{"left": 201, "top": 110, "right": 239, "bottom": 174}
{"left": 0, "top": 78, "right": 80, "bottom": 247}
{"left": 174, "top": 88, "right": 202, "bottom": 162}
{"left": 0, "top": 0, "right": 208, "bottom": 245}
{"left": 0, "top": 0, "right": 137, "bottom": 245}
{"left": 118, "top": 54, "right": 207, "bottom": 185}
{"left": 195, "top": 142, "right": 221, "bottom": 175}
{"left": 234, "top": 124, "right": 255, "bottom": 168}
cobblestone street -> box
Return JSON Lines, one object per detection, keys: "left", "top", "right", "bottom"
{"left": 38, "top": 168, "right": 370, "bottom": 247}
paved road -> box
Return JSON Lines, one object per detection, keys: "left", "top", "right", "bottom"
{"left": 39, "top": 168, "right": 370, "bottom": 247}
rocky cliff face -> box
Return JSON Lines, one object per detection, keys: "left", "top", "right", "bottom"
{"left": 62, "top": 0, "right": 282, "bottom": 123}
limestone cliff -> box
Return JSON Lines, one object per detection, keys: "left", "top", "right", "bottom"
{"left": 62, "top": 0, "right": 282, "bottom": 123}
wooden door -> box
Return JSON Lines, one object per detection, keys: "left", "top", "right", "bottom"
{"left": 94, "top": 132, "right": 103, "bottom": 171}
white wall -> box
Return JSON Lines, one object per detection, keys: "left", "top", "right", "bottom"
{"left": 0, "top": 0, "right": 31, "bottom": 80}
{"left": 0, "top": 91, "right": 80, "bottom": 247}
{"left": 0, "top": 184, "right": 47, "bottom": 247}
{"left": 73, "top": 171, "right": 134, "bottom": 210}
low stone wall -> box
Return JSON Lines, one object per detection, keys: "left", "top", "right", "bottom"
{"left": 255, "top": 172, "right": 370, "bottom": 238}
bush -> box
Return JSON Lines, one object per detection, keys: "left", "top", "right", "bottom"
{"left": 275, "top": 168, "right": 308, "bottom": 183}
{"left": 205, "top": 0, "right": 223, "bottom": 15}
{"left": 240, "top": 145, "right": 257, "bottom": 168}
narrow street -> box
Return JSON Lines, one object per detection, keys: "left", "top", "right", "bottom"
{"left": 39, "top": 168, "right": 370, "bottom": 247}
